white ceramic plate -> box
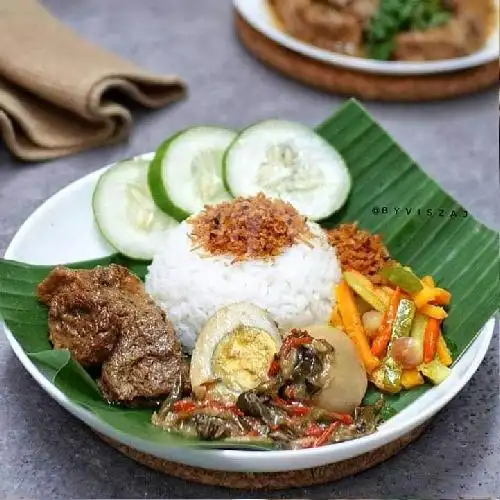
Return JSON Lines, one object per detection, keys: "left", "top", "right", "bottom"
{"left": 235, "top": 0, "right": 500, "bottom": 75}
{"left": 1, "top": 153, "right": 496, "bottom": 472}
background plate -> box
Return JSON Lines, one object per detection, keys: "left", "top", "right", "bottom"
{"left": 234, "top": 0, "right": 500, "bottom": 76}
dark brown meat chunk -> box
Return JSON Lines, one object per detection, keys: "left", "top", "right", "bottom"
{"left": 394, "top": 0, "right": 491, "bottom": 61}
{"left": 38, "top": 264, "right": 183, "bottom": 405}
{"left": 99, "top": 299, "right": 182, "bottom": 404}
{"left": 270, "top": 0, "right": 363, "bottom": 54}
{"left": 326, "top": 0, "right": 380, "bottom": 25}
{"left": 38, "top": 265, "right": 144, "bottom": 366}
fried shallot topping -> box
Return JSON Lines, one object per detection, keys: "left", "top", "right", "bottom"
{"left": 189, "top": 193, "right": 313, "bottom": 261}
{"left": 326, "top": 223, "right": 392, "bottom": 283}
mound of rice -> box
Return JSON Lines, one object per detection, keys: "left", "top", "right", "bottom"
{"left": 145, "top": 220, "right": 342, "bottom": 352}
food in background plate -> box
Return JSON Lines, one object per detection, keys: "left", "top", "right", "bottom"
{"left": 145, "top": 194, "right": 342, "bottom": 352}
{"left": 37, "top": 264, "right": 187, "bottom": 405}
{"left": 269, "top": 0, "right": 494, "bottom": 61}
{"left": 393, "top": 0, "right": 494, "bottom": 61}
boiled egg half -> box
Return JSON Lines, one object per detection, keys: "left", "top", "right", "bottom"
{"left": 190, "top": 302, "right": 282, "bottom": 402}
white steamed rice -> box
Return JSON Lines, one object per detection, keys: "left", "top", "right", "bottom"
{"left": 145, "top": 220, "right": 342, "bottom": 352}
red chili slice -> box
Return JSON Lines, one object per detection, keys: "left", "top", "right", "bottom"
{"left": 286, "top": 405, "right": 312, "bottom": 417}
{"left": 330, "top": 412, "right": 354, "bottom": 425}
{"left": 303, "top": 423, "right": 324, "bottom": 438}
{"left": 172, "top": 400, "right": 198, "bottom": 413}
{"left": 281, "top": 333, "right": 313, "bottom": 359}
{"left": 268, "top": 358, "right": 280, "bottom": 377}
{"left": 314, "top": 421, "right": 340, "bottom": 447}
{"left": 204, "top": 400, "right": 244, "bottom": 416}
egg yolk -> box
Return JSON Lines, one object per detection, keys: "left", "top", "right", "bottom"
{"left": 212, "top": 325, "right": 277, "bottom": 392}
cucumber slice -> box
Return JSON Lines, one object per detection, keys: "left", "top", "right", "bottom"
{"left": 223, "top": 120, "right": 351, "bottom": 221}
{"left": 93, "top": 158, "right": 178, "bottom": 260}
{"left": 149, "top": 126, "right": 237, "bottom": 220}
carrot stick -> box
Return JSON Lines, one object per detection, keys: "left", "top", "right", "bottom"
{"left": 336, "top": 281, "right": 380, "bottom": 374}
{"left": 424, "top": 318, "right": 441, "bottom": 363}
{"left": 330, "top": 305, "right": 343, "bottom": 329}
{"left": 371, "top": 287, "right": 402, "bottom": 357}
{"left": 437, "top": 334, "right": 453, "bottom": 366}
{"left": 421, "top": 304, "right": 448, "bottom": 320}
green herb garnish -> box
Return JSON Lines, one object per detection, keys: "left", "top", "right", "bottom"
{"left": 366, "top": 0, "right": 453, "bottom": 60}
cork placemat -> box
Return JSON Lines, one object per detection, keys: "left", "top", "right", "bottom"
{"left": 235, "top": 13, "right": 498, "bottom": 102}
{"left": 98, "top": 423, "right": 427, "bottom": 490}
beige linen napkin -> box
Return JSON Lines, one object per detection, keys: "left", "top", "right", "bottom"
{"left": 0, "top": 0, "right": 187, "bottom": 161}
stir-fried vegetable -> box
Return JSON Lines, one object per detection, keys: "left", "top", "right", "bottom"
{"left": 392, "top": 337, "right": 423, "bottom": 369}
{"left": 371, "top": 298, "right": 416, "bottom": 393}
{"left": 390, "top": 299, "right": 417, "bottom": 342}
{"left": 413, "top": 286, "right": 441, "bottom": 308}
{"left": 336, "top": 281, "right": 380, "bottom": 373}
{"left": 381, "top": 264, "right": 451, "bottom": 313}
{"left": 434, "top": 288, "right": 452, "bottom": 306}
{"left": 362, "top": 310, "right": 384, "bottom": 337}
{"left": 421, "top": 304, "right": 448, "bottom": 320}
{"left": 401, "top": 369, "right": 424, "bottom": 389}
{"left": 355, "top": 296, "right": 373, "bottom": 316}
{"left": 371, "top": 288, "right": 402, "bottom": 357}
{"left": 330, "top": 304, "right": 343, "bottom": 329}
{"left": 344, "top": 270, "right": 388, "bottom": 312}
{"left": 334, "top": 253, "right": 453, "bottom": 393}
{"left": 419, "top": 359, "right": 452, "bottom": 385}
{"left": 421, "top": 275, "right": 435, "bottom": 287}
{"left": 380, "top": 264, "right": 423, "bottom": 294}
{"left": 372, "top": 359, "right": 400, "bottom": 393}
{"left": 437, "top": 335, "right": 453, "bottom": 367}
{"left": 423, "top": 318, "right": 441, "bottom": 363}
{"left": 414, "top": 286, "right": 452, "bottom": 309}
{"left": 409, "top": 312, "right": 428, "bottom": 360}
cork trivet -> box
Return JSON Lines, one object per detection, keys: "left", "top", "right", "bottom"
{"left": 98, "top": 423, "right": 427, "bottom": 490}
{"left": 235, "top": 13, "right": 498, "bottom": 102}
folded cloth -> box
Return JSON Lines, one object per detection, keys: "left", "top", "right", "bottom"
{"left": 0, "top": 0, "right": 187, "bottom": 161}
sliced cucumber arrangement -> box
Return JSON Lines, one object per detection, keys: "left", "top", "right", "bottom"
{"left": 92, "top": 119, "right": 353, "bottom": 260}
{"left": 149, "top": 126, "right": 237, "bottom": 221}
{"left": 223, "top": 120, "right": 351, "bottom": 221}
{"left": 93, "top": 158, "right": 178, "bottom": 260}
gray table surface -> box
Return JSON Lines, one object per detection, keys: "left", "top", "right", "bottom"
{"left": 1, "top": 1, "right": 499, "bottom": 498}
